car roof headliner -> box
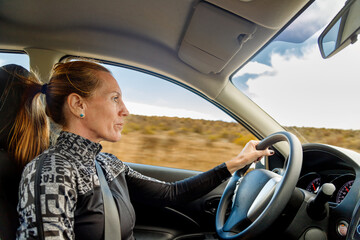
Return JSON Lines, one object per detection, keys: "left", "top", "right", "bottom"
{"left": 0, "top": 0, "right": 310, "bottom": 98}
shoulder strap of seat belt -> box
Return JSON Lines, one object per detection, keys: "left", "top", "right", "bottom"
{"left": 95, "top": 160, "right": 122, "bottom": 240}
{"left": 35, "top": 154, "right": 46, "bottom": 239}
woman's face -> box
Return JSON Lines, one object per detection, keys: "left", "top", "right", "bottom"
{"left": 83, "top": 71, "right": 129, "bottom": 143}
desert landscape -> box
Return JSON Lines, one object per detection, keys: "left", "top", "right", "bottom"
{"left": 101, "top": 115, "right": 360, "bottom": 172}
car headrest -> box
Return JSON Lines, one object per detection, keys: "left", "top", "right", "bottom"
{"left": 0, "top": 64, "right": 29, "bottom": 150}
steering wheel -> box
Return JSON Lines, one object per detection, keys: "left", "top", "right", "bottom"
{"left": 215, "top": 131, "right": 303, "bottom": 239}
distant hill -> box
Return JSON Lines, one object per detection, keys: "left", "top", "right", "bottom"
{"left": 286, "top": 126, "right": 360, "bottom": 152}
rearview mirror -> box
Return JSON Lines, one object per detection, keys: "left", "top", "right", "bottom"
{"left": 318, "top": 0, "right": 360, "bottom": 58}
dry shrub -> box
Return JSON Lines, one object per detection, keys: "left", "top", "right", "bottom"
{"left": 142, "top": 126, "right": 155, "bottom": 135}
{"left": 125, "top": 122, "right": 141, "bottom": 132}
{"left": 193, "top": 124, "right": 204, "bottom": 134}
{"left": 141, "top": 136, "right": 159, "bottom": 149}
{"left": 233, "top": 134, "right": 256, "bottom": 146}
{"left": 167, "top": 130, "right": 176, "bottom": 136}
{"left": 161, "top": 137, "right": 178, "bottom": 149}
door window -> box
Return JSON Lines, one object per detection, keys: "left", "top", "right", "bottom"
{"left": 101, "top": 63, "right": 257, "bottom": 171}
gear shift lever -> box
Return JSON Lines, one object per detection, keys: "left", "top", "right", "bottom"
{"left": 307, "top": 183, "right": 336, "bottom": 220}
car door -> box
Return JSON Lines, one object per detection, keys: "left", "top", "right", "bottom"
{"left": 129, "top": 163, "right": 228, "bottom": 239}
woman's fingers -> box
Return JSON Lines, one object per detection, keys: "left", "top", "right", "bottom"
{"left": 225, "top": 140, "right": 274, "bottom": 173}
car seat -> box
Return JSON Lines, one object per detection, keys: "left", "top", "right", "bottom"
{"left": 0, "top": 64, "right": 30, "bottom": 240}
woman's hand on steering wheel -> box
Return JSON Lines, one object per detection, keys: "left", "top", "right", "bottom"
{"left": 216, "top": 132, "right": 303, "bottom": 240}
{"left": 225, "top": 140, "right": 274, "bottom": 174}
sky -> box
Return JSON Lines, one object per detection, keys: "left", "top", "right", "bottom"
{"left": 1, "top": 0, "right": 359, "bottom": 130}
{"left": 233, "top": 37, "right": 360, "bottom": 130}
{"left": 232, "top": 0, "right": 360, "bottom": 130}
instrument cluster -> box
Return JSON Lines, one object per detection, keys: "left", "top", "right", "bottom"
{"left": 297, "top": 172, "right": 355, "bottom": 204}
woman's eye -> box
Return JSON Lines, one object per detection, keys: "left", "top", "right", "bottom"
{"left": 113, "top": 97, "right": 119, "bottom": 103}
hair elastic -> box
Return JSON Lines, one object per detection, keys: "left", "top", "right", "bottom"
{"left": 41, "top": 83, "right": 48, "bottom": 94}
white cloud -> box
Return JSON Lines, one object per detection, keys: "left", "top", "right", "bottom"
{"left": 233, "top": 61, "right": 272, "bottom": 76}
{"left": 292, "top": 0, "right": 345, "bottom": 30}
{"left": 244, "top": 39, "right": 360, "bottom": 130}
{"left": 126, "top": 101, "right": 233, "bottom": 122}
{"left": 275, "top": 0, "right": 346, "bottom": 43}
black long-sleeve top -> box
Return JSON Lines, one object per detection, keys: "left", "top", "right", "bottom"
{"left": 16, "top": 131, "right": 231, "bottom": 240}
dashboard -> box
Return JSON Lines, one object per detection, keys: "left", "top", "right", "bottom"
{"left": 295, "top": 143, "right": 360, "bottom": 239}
{"left": 295, "top": 144, "right": 358, "bottom": 205}
{"left": 297, "top": 172, "right": 355, "bottom": 204}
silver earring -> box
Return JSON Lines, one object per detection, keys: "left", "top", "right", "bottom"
{"left": 80, "top": 113, "right": 85, "bottom": 118}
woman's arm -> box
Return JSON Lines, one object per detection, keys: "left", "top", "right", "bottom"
{"left": 125, "top": 162, "right": 231, "bottom": 206}
{"left": 126, "top": 140, "right": 273, "bottom": 206}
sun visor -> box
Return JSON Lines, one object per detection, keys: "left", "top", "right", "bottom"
{"left": 178, "top": 2, "right": 257, "bottom": 74}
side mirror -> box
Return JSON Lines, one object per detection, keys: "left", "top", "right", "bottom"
{"left": 318, "top": 0, "right": 360, "bottom": 58}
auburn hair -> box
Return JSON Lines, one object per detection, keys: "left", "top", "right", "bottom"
{"left": 45, "top": 60, "right": 110, "bottom": 126}
{"left": 8, "top": 60, "right": 110, "bottom": 167}
{"left": 8, "top": 71, "right": 49, "bottom": 167}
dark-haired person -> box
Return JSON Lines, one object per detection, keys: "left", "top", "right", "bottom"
{"left": 16, "top": 60, "right": 274, "bottom": 240}
{"left": 0, "top": 64, "right": 49, "bottom": 240}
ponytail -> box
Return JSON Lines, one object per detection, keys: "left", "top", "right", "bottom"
{"left": 3, "top": 60, "right": 108, "bottom": 167}
{"left": 7, "top": 71, "right": 49, "bottom": 168}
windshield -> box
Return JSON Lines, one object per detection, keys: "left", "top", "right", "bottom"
{"left": 232, "top": 0, "right": 360, "bottom": 151}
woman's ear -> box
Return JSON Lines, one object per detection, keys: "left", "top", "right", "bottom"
{"left": 66, "top": 93, "right": 86, "bottom": 118}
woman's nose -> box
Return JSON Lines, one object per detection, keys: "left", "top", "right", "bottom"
{"left": 120, "top": 103, "right": 130, "bottom": 116}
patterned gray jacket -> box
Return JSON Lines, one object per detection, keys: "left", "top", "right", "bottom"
{"left": 16, "top": 131, "right": 231, "bottom": 240}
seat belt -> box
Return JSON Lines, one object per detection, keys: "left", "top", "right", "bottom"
{"left": 95, "top": 161, "right": 122, "bottom": 240}
{"left": 35, "top": 157, "right": 122, "bottom": 240}
{"left": 35, "top": 154, "right": 46, "bottom": 240}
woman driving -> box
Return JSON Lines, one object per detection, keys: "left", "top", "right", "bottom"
{"left": 16, "top": 60, "right": 274, "bottom": 240}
